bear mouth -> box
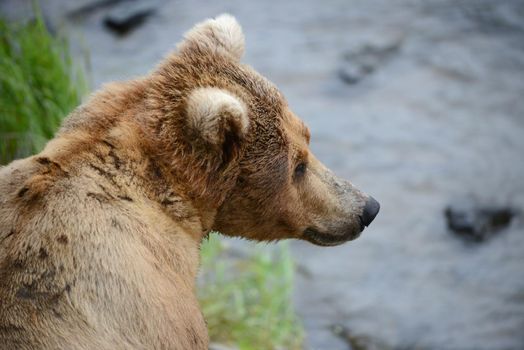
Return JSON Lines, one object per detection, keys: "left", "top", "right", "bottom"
{"left": 303, "top": 227, "right": 362, "bottom": 247}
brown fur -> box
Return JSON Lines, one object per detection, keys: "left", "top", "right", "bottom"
{"left": 0, "top": 14, "right": 375, "bottom": 349}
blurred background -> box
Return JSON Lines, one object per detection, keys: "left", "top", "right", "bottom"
{"left": 1, "top": 0, "right": 524, "bottom": 349}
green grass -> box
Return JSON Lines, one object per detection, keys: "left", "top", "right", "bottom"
{"left": 0, "top": 7, "right": 87, "bottom": 164}
{"left": 0, "top": 8, "right": 304, "bottom": 349}
{"left": 200, "top": 234, "right": 304, "bottom": 350}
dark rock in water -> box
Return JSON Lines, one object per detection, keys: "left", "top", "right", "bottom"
{"left": 459, "top": 0, "right": 524, "bottom": 33}
{"left": 331, "top": 324, "right": 389, "bottom": 350}
{"left": 103, "top": 0, "right": 156, "bottom": 36}
{"left": 445, "top": 198, "right": 515, "bottom": 242}
{"left": 338, "top": 40, "right": 402, "bottom": 84}
{"left": 68, "top": 0, "right": 126, "bottom": 20}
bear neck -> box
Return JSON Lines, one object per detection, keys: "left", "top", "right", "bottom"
{"left": 56, "top": 77, "right": 238, "bottom": 241}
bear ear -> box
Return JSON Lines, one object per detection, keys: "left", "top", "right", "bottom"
{"left": 178, "top": 14, "right": 245, "bottom": 61}
{"left": 186, "top": 87, "right": 249, "bottom": 162}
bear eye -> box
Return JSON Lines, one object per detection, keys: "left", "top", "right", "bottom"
{"left": 294, "top": 162, "right": 307, "bottom": 178}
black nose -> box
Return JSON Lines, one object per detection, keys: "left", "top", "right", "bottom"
{"left": 360, "top": 196, "right": 380, "bottom": 227}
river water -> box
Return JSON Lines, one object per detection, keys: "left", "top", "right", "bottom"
{"left": 3, "top": 0, "right": 524, "bottom": 349}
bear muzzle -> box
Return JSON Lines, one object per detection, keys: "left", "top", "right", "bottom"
{"left": 303, "top": 196, "right": 380, "bottom": 247}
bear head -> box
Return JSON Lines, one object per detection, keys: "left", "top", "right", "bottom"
{"left": 148, "top": 14, "right": 379, "bottom": 246}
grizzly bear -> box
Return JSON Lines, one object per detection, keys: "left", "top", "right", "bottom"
{"left": 0, "top": 14, "right": 379, "bottom": 349}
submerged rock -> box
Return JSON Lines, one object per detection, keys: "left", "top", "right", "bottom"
{"left": 337, "top": 39, "right": 402, "bottom": 84}
{"left": 331, "top": 324, "right": 389, "bottom": 350}
{"left": 68, "top": 0, "right": 126, "bottom": 20}
{"left": 103, "top": 0, "right": 156, "bottom": 35}
{"left": 445, "top": 198, "right": 516, "bottom": 242}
